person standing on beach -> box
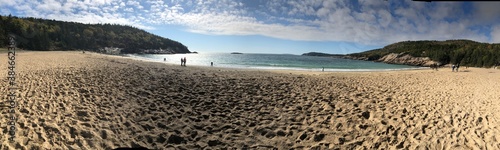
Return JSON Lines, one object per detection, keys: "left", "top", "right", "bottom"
{"left": 181, "top": 57, "right": 184, "bottom": 66}
{"left": 211, "top": 62, "right": 213, "bottom": 66}
{"left": 456, "top": 64, "right": 460, "bottom": 72}
{"left": 433, "top": 63, "right": 438, "bottom": 71}
{"left": 184, "top": 57, "right": 187, "bottom": 66}
{"left": 452, "top": 64, "right": 456, "bottom": 72}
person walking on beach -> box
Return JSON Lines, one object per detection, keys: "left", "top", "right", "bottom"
{"left": 184, "top": 57, "right": 187, "bottom": 66}
{"left": 211, "top": 62, "right": 213, "bottom": 66}
{"left": 432, "top": 63, "right": 438, "bottom": 71}
{"left": 452, "top": 64, "right": 456, "bottom": 72}
{"left": 181, "top": 57, "right": 184, "bottom": 66}
{"left": 456, "top": 64, "right": 460, "bottom": 72}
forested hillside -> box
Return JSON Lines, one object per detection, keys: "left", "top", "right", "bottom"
{"left": 0, "top": 15, "right": 190, "bottom": 54}
{"left": 348, "top": 40, "right": 500, "bottom": 67}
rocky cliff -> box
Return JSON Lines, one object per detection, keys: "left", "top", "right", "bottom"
{"left": 344, "top": 40, "right": 500, "bottom": 68}
{"left": 344, "top": 53, "right": 438, "bottom": 67}
{"left": 375, "top": 53, "right": 438, "bottom": 66}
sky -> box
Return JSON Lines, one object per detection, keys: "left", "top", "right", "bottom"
{"left": 1, "top": 0, "right": 500, "bottom": 54}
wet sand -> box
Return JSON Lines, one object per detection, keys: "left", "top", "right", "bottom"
{"left": 1, "top": 51, "right": 499, "bottom": 149}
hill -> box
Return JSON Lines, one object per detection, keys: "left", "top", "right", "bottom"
{"left": 346, "top": 40, "right": 500, "bottom": 67}
{"left": 0, "top": 15, "right": 190, "bottom": 54}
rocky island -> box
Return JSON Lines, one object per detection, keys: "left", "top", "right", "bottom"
{"left": 302, "top": 52, "right": 344, "bottom": 57}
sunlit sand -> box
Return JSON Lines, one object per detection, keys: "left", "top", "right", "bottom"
{"left": 1, "top": 51, "right": 499, "bottom": 149}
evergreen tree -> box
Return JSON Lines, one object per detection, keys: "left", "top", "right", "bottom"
{"left": 349, "top": 40, "right": 500, "bottom": 67}
{"left": 0, "top": 14, "right": 190, "bottom": 53}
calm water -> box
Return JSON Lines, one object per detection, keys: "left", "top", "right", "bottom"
{"left": 125, "top": 53, "right": 420, "bottom": 71}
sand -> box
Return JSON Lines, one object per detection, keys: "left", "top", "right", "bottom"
{"left": 0, "top": 51, "right": 499, "bottom": 149}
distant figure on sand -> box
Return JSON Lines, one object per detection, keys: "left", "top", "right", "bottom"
{"left": 322, "top": 67, "right": 324, "bottom": 72}
{"left": 82, "top": 51, "right": 85, "bottom": 54}
{"left": 452, "top": 64, "right": 456, "bottom": 72}
{"left": 456, "top": 64, "right": 460, "bottom": 72}
{"left": 164, "top": 58, "right": 166, "bottom": 61}
{"left": 184, "top": 57, "right": 187, "bottom": 66}
{"left": 431, "top": 63, "right": 438, "bottom": 71}
{"left": 211, "top": 62, "right": 213, "bottom": 66}
{"left": 181, "top": 58, "right": 184, "bottom": 66}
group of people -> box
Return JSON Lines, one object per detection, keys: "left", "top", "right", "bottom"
{"left": 181, "top": 57, "right": 187, "bottom": 66}
{"left": 452, "top": 64, "right": 460, "bottom": 72}
{"left": 162, "top": 57, "right": 214, "bottom": 67}
{"left": 430, "top": 63, "right": 439, "bottom": 71}
{"left": 431, "top": 63, "right": 465, "bottom": 72}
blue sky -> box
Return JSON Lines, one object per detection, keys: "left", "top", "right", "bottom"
{"left": 2, "top": 0, "right": 500, "bottom": 54}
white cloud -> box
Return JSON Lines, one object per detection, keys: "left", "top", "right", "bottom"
{"left": 126, "top": 1, "right": 140, "bottom": 7}
{"left": 2, "top": 0, "right": 154, "bottom": 30}
{"left": 2, "top": 0, "right": 499, "bottom": 45}
{"left": 124, "top": 7, "right": 134, "bottom": 12}
{"left": 0, "top": 0, "right": 17, "bottom": 7}
{"left": 149, "top": 0, "right": 495, "bottom": 45}
{"left": 472, "top": 2, "right": 500, "bottom": 24}
{"left": 37, "top": 0, "right": 63, "bottom": 12}
{"left": 89, "top": 0, "right": 115, "bottom": 6}
{"left": 491, "top": 25, "right": 500, "bottom": 43}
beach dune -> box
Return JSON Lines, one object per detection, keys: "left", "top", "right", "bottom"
{"left": 1, "top": 51, "right": 499, "bottom": 149}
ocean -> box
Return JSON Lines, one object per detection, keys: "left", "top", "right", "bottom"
{"left": 125, "top": 53, "right": 421, "bottom": 71}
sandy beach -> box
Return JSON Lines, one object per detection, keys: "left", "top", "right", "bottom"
{"left": 1, "top": 51, "right": 499, "bottom": 149}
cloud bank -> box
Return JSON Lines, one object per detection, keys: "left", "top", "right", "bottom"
{"left": 2, "top": 0, "right": 500, "bottom": 45}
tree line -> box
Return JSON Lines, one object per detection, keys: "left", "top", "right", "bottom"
{"left": 0, "top": 14, "right": 190, "bottom": 54}
{"left": 348, "top": 40, "right": 500, "bottom": 67}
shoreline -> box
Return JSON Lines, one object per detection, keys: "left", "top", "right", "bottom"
{"left": 123, "top": 52, "right": 427, "bottom": 73}
{"left": 10, "top": 51, "right": 499, "bottom": 74}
